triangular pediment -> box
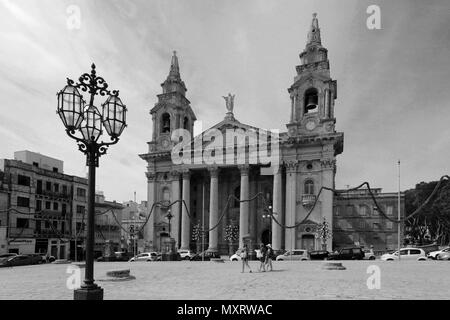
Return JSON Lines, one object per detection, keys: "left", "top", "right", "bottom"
{"left": 193, "top": 117, "right": 278, "bottom": 151}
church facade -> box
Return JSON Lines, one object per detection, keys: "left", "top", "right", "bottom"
{"left": 140, "top": 14, "right": 344, "bottom": 254}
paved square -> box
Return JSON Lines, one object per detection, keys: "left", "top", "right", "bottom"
{"left": 0, "top": 259, "right": 448, "bottom": 299}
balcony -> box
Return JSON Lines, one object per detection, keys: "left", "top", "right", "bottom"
{"left": 34, "top": 229, "right": 71, "bottom": 238}
{"left": 9, "top": 227, "right": 34, "bottom": 237}
{"left": 301, "top": 194, "right": 317, "bottom": 207}
{"left": 37, "top": 190, "right": 71, "bottom": 200}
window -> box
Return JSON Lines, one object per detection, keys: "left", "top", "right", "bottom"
{"left": 53, "top": 202, "right": 59, "bottom": 211}
{"left": 386, "top": 205, "right": 393, "bottom": 216}
{"left": 17, "top": 175, "right": 31, "bottom": 186}
{"left": 161, "top": 113, "right": 171, "bottom": 133}
{"left": 386, "top": 221, "right": 393, "bottom": 230}
{"left": 183, "top": 117, "right": 189, "bottom": 130}
{"left": 304, "top": 180, "right": 314, "bottom": 195}
{"left": 334, "top": 206, "right": 340, "bottom": 216}
{"left": 36, "top": 220, "right": 41, "bottom": 231}
{"left": 359, "top": 220, "right": 366, "bottom": 230}
{"left": 76, "top": 205, "right": 85, "bottom": 214}
{"left": 77, "top": 188, "right": 86, "bottom": 198}
{"left": 400, "top": 249, "right": 408, "bottom": 256}
{"left": 16, "top": 218, "right": 29, "bottom": 228}
{"left": 359, "top": 205, "right": 368, "bottom": 216}
{"left": 45, "top": 221, "right": 50, "bottom": 229}
{"left": 54, "top": 183, "right": 59, "bottom": 193}
{"left": 62, "top": 185, "right": 68, "bottom": 195}
{"left": 45, "top": 201, "right": 51, "bottom": 210}
{"left": 76, "top": 222, "right": 82, "bottom": 231}
{"left": 33, "top": 162, "right": 39, "bottom": 167}
{"left": 52, "top": 167, "right": 58, "bottom": 173}
{"left": 61, "top": 222, "right": 65, "bottom": 233}
{"left": 62, "top": 204, "right": 67, "bottom": 215}
{"left": 36, "top": 200, "right": 42, "bottom": 212}
{"left": 409, "top": 249, "right": 421, "bottom": 255}
{"left": 36, "top": 180, "right": 42, "bottom": 194}
{"left": 17, "top": 196, "right": 30, "bottom": 208}
{"left": 46, "top": 181, "right": 51, "bottom": 191}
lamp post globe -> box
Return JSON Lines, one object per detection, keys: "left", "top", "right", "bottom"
{"left": 56, "top": 63, "right": 127, "bottom": 300}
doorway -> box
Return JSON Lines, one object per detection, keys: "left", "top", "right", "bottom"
{"left": 301, "top": 234, "right": 315, "bottom": 251}
{"left": 261, "top": 229, "right": 271, "bottom": 246}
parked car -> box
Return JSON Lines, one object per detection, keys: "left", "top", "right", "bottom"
{"left": 428, "top": 247, "right": 450, "bottom": 260}
{"left": 27, "top": 253, "right": 46, "bottom": 264}
{"left": 190, "top": 250, "right": 221, "bottom": 261}
{"left": 0, "top": 255, "right": 34, "bottom": 267}
{"left": 128, "top": 252, "right": 159, "bottom": 262}
{"left": 328, "top": 247, "right": 365, "bottom": 260}
{"left": 0, "top": 253, "right": 18, "bottom": 259}
{"left": 97, "top": 251, "right": 135, "bottom": 262}
{"left": 178, "top": 249, "right": 195, "bottom": 260}
{"left": 309, "top": 250, "right": 329, "bottom": 260}
{"left": 437, "top": 251, "right": 450, "bottom": 260}
{"left": 230, "top": 250, "right": 242, "bottom": 261}
{"left": 363, "top": 249, "right": 376, "bottom": 260}
{"left": 381, "top": 248, "right": 427, "bottom": 261}
{"left": 276, "top": 249, "right": 309, "bottom": 261}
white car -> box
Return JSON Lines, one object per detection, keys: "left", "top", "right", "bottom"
{"left": 128, "top": 252, "right": 159, "bottom": 262}
{"left": 230, "top": 250, "right": 242, "bottom": 261}
{"left": 363, "top": 249, "right": 376, "bottom": 260}
{"left": 178, "top": 249, "right": 195, "bottom": 260}
{"left": 427, "top": 247, "right": 450, "bottom": 260}
{"left": 276, "top": 249, "right": 309, "bottom": 261}
{"left": 381, "top": 248, "right": 427, "bottom": 261}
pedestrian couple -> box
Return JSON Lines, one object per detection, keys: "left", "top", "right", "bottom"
{"left": 241, "top": 243, "right": 274, "bottom": 273}
{"left": 256, "top": 243, "right": 274, "bottom": 272}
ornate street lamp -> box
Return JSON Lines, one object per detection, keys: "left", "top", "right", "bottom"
{"left": 56, "top": 63, "right": 127, "bottom": 300}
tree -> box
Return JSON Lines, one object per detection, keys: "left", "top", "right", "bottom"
{"left": 315, "top": 217, "right": 331, "bottom": 251}
{"left": 405, "top": 180, "right": 450, "bottom": 246}
{"left": 224, "top": 224, "right": 239, "bottom": 256}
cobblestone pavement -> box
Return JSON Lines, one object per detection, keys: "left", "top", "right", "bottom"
{"left": 0, "top": 259, "right": 449, "bottom": 299}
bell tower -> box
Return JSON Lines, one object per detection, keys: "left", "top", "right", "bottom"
{"left": 150, "top": 51, "right": 197, "bottom": 151}
{"left": 286, "top": 13, "right": 337, "bottom": 137}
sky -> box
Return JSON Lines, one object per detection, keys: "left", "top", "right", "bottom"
{"left": 1, "top": 0, "right": 450, "bottom": 203}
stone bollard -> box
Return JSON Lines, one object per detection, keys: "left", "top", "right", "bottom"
{"left": 98, "top": 269, "right": 136, "bottom": 282}
{"left": 322, "top": 262, "right": 346, "bottom": 270}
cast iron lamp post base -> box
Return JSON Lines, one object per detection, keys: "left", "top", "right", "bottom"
{"left": 74, "top": 285, "right": 104, "bottom": 300}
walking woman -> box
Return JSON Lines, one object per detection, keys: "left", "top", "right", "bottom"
{"left": 265, "top": 244, "right": 274, "bottom": 271}
{"left": 258, "top": 243, "right": 267, "bottom": 272}
{"left": 241, "top": 244, "right": 252, "bottom": 273}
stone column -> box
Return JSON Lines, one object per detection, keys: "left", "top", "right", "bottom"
{"left": 207, "top": 167, "right": 219, "bottom": 252}
{"left": 285, "top": 161, "right": 298, "bottom": 251}
{"left": 180, "top": 170, "right": 191, "bottom": 250}
{"left": 152, "top": 114, "right": 157, "bottom": 141}
{"left": 321, "top": 159, "right": 336, "bottom": 251}
{"left": 238, "top": 165, "right": 250, "bottom": 249}
{"left": 170, "top": 170, "right": 181, "bottom": 249}
{"left": 145, "top": 172, "right": 157, "bottom": 251}
{"left": 272, "top": 165, "right": 283, "bottom": 251}
{"left": 290, "top": 96, "right": 294, "bottom": 123}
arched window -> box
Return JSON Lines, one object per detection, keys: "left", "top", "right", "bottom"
{"left": 304, "top": 88, "right": 318, "bottom": 114}
{"left": 183, "top": 117, "right": 189, "bottom": 130}
{"left": 304, "top": 179, "right": 314, "bottom": 195}
{"left": 161, "top": 113, "right": 171, "bottom": 133}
